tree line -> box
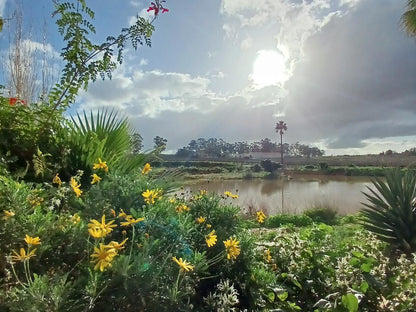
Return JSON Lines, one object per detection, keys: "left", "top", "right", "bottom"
{"left": 175, "top": 137, "right": 325, "bottom": 158}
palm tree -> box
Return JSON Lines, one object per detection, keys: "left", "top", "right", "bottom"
{"left": 401, "top": 0, "right": 416, "bottom": 36}
{"left": 275, "top": 121, "right": 287, "bottom": 165}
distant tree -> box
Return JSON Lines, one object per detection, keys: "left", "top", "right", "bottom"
{"left": 260, "top": 159, "right": 281, "bottom": 173}
{"left": 153, "top": 136, "right": 167, "bottom": 152}
{"left": 176, "top": 148, "right": 195, "bottom": 158}
{"left": 401, "top": 1, "right": 416, "bottom": 36}
{"left": 130, "top": 132, "right": 143, "bottom": 154}
{"left": 260, "top": 138, "right": 277, "bottom": 153}
{"left": 234, "top": 141, "right": 250, "bottom": 154}
{"left": 249, "top": 141, "right": 261, "bottom": 152}
{"left": 275, "top": 121, "right": 287, "bottom": 164}
{"left": 187, "top": 139, "right": 198, "bottom": 152}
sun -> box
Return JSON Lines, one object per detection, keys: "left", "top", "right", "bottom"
{"left": 250, "top": 49, "right": 287, "bottom": 88}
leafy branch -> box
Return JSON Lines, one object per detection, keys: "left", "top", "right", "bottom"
{"left": 48, "top": 0, "right": 156, "bottom": 112}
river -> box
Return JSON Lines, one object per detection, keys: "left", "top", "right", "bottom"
{"left": 183, "top": 175, "right": 376, "bottom": 216}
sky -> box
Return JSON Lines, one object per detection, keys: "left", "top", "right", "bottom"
{"left": 0, "top": 0, "right": 416, "bottom": 155}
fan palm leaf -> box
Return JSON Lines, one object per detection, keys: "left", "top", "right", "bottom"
{"left": 361, "top": 168, "right": 416, "bottom": 253}
{"left": 402, "top": 0, "right": 416, "bottom": 36}
{"left": 66, "top": 108, "right": 147, "bottom": 177}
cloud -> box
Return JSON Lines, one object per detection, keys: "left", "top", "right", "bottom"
{"left": 283, "top": 0, "right": 416, "bottom": 150}
{"left": 0, "top": 0, "right": 6, "bottom": 17}
{"left": 77, "top": 61, "right": 289, "bottom": 150}
{"left": 78, "top": 65, "right": 218, "bottom": 118}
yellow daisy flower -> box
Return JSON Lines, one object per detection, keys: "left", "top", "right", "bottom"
{"left": 93, "top": 158, "right": 108, "bottom": 172}
{"left": 11, "top": 248, "right": 36, "bottom": 263}
{"left": 52, "top": 173, "right": 62, "bottom": 187}
{"left": 70, "top": 177, "right": 82, "bottom": 198}
{"left": 91, "top": 173, "right": 102, "bottom": 184}
{"left": 172, "top": 256, "right": 195, "bottom": 272}
{"left": 142, "top": 189, "right": 161, "bottom": 204}
{"left": 24, "top": 235, "right": 41, "bottom": 246}
{"left": 88, "top": 215, "right": 117, "bottom": 238}
{"left": 223, "top": 237, "right": 241, "bottom": 260}
{"left": 120, "top": 216, "right": 145, "bottom": 227}
{"left": 256, "top": 211, "right": 266, "bottom": 224}
{"left": 175, "top": 204, "right": 190, "bottom": 213}
{"left": 224, "top": 191, "right": 238, "bottom": 199}
{"left": 105, "top": 238, "right": 128, "bottom": 251}
{"left": 90, "top": 244, "right": 117, "bottom": 272}
{"left": 142, "top": 163, "right": 152, "bottom": 175}
{"left": 205, "top": 230, "right": 217, "bottom": 247}
{"left": 196, "top": 216, "right": 206, "bottom": 224}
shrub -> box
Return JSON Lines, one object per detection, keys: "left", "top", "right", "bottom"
{"left": 260, "top": 159, "right": 281, "bottom": 173}
{"left": 304, "top": 206, "right": 338, "bottom": 225}
{"left": 319, "top": 162, "right": 329, "bottom": 170}
{"left": 252, "top": 164, "right": 262, "bottom": 172}
{"left": 265, "top": 214, "right": 313, "bottom": 227}
{"left": 361, "top": 168, "right": 416, "bottom": 254}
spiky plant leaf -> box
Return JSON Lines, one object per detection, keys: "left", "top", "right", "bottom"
{"left": 361, "top": 168, "right": 416, "bottom": 253}
{"left": 66, "top": 108, "right": 148, "bottom": 178}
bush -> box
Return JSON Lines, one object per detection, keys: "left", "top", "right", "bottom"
{"left": 252, "top": 164, "right": 262, "bottom": 172}
{"left": 0, "top": 165, "right": 262, "bottom": 311}
{"left": 265, "top": 214, "right": 313, "bottom": 227}
{"left": 304, "top": 206, "right": 338, "bottom": 225}
{"left": 260, "top": 159, "right": 281, "bottom": 173}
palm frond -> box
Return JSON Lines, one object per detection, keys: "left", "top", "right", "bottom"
{"left": 360, "top": 168, "right": 416, "bottom": 253}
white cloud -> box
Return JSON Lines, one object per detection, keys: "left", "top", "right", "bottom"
{"left": 139, "top": 58, "right": 148, "bottom": 66}
{"left": 0, "top": 0, "right": 6, "bottom": 17}
{"left": 78, "top": 65, "right": 219, "bottom": 118}
{"left": 240, "top": 36, "right": 252, "bottom": 50}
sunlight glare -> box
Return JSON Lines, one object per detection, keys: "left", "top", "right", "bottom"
{"left": 250, "top": 50, "right": 287, "bottom": 88}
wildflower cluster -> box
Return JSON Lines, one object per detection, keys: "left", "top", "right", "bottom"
{"left": 11, "top": 235, "right": 41, "bottom": 263}
{"left": 224, "top": 191, "right": 239, "bottom": 199}
{"left": 256, "top": 210, "right": 267, "bottom": 223}
{"left": 142, "top": 189, "right": 162, "bottom": 204}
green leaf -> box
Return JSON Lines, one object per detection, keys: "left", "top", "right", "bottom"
{"left": 359, "top": 281, "right": 369, "bottom": 293}
{"left": 341, "top": 294, "right": 359, "bottom": 312}
{"left": 266, "top": 292, "right": 275, "bottom": 302}
{"left": 277, "top": 292, "right": 288, "bottom": 302}
{"left": 349, "top": 257, "right": 360, "bottom": 267}
{"left": 360, "top": 263, "right": 372, "bottom": 273}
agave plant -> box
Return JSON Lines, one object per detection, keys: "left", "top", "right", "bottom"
{"left": 361, "top": 168, "right": 416, "bottom": 254}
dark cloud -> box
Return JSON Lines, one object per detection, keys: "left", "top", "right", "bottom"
{"left": 284, "top": 0, "right": 416, "bottom": 149}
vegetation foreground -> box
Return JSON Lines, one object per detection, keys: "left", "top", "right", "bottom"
{"left": 1, "top": 157, "right": 416, "bottom": 311}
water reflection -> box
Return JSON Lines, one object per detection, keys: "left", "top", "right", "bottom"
{"left": 184, "top": 175, "right": 374, "bottom": 216}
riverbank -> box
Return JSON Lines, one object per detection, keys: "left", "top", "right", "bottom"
{"left": 153, "top": 157, "right": 407, "bottom": 183}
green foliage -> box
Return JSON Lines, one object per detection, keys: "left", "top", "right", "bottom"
{"left": 260, "top": 159, "right": 281, "bottom": 173}
{"left": 304, "top": 206, "right": 338, "bottom": 225}
{"left": 0, "top": 100, "right": 66, "bottom": 180}
{"left": 64, "top": 109, "right": 146, "bottom": 181}
{"left": 361, "top": 168, "right": 416, "bottom": 254}
{"left": 49, "top": 0, "right": 154, "bottom": 111}
{"left": 265, "top": 213, "right": 313, "bottom": 227}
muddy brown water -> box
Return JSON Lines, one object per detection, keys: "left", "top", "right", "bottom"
{"left": 182, "top": 175, "right": 376, "bottom": 216}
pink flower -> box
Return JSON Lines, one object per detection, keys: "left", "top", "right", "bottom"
{"left": 147, "top": 0, "right": 168, "bottom": 16}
